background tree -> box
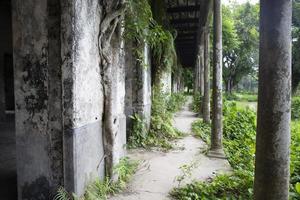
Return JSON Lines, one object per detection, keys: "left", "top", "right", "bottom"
{"left": 292, "top": 0, "right": 300, "bottom": 94}
{"left": 183, "top": 68, "right": 193, "bottom": 93}
{"left": 222, "top": 3, "right": 259, "bottom": 93}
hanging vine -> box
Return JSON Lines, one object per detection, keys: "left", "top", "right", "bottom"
{"left": 124, "top": 0, "right": 179, "bottom": 78}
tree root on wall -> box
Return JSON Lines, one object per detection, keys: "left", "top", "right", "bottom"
{"left": 98, "top": 0, "right": 126, "bottom": 181}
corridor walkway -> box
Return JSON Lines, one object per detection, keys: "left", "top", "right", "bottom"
{"left": 110, "top": 97, "right": 231, "bottom": 200}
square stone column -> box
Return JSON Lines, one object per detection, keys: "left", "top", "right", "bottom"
{"left": 13, "top": 0, "right": 127, "bottom": 198}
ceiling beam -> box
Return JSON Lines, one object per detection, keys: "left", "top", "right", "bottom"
{"left": 167, "top": 5, "right": 200, "bottom": 13}
{"left": 174, "top": 26, "right": 198, "bottom": 31}
{"left": 170, "top": 18, "right": 199, "bottom": 24}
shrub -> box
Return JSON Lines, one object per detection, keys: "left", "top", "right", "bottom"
{"left": 54, "top": 157, "right": 139, "bottom": 200}
{"left": 291, "top": 121, "right": 300, "bottom": 199}
{"left": 223, "top": 104, "right": 256, "bottom": 171}
{"left": 171, "top": 103, "right": 300, "bottom": 199}
{"left": 191, "top": 120, "right": 211, "bottom": 144}
{"left": 224, "top": 93, "right": 239, "bottom": 101}
{"left": 170, "top": 170, "right": 253, "bottom": 200}
{"left": 292, "top": 97, "right": 300, "bottom": 120}
{"left": 192, "top": 92, "right": 202, "bottom": 113}
{"left": 128, "top": 85, "right": 186, "bottom": 150}
{"left": 128, "top": 114, "right": 148, "bottom": 148}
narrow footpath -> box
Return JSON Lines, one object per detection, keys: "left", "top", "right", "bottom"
{"left": 110, "top": 97, "right": 231, "bottom": 200}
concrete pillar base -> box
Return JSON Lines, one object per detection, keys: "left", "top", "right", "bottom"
{"left": 207, "top": 148, "right": 226, "bottom": 159}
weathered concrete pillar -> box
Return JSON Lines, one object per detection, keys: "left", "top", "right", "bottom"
{"left": 203, "top": 28, "right": 211, "bottom": 124}
{"left": 172, "top": 73, "right": 179, "bottom": 93}
{"left": 208, "top": 0, "right": 224, "bottom": 158}
{"left": 195, "top": 36, "right": 205, "bottom": 96}
{"left": 13, "top": 0, "right": 126, "bottom": 198}
{"left": 61, "top": 0, "right": 109, "bottom": 194}
{"left": 194, "top": 55, "right": 200, "bottom": 94}
{"left": 125, "top": 41, "right": 152, "bottom": 136}
{"left": 254, "top": 0, "right": 292, "bottom": 199}
{"left": 133, "top": 43, "right": 151, "bottom": 127}
{"left": 13, "top": 0, "right": 64, "bottom": 198}
{"left": 199, "top": 38, "right": 205, "bottom": 96}
{"left": 161, "top": 70, "right": 172, "bottom": 94}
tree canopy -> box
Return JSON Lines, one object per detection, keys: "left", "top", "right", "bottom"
{"left": 222, "top": 3, "right": 259, "bottom": 93}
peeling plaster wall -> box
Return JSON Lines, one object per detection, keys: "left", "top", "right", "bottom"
{"left": 61, "top": 0, "right": 104, "bottom": 196}
{"left": 13, "top": 0, "right": 63, "bottom": 198}
{"left": 125, "top": 42, "right": 152, "bottom": 137}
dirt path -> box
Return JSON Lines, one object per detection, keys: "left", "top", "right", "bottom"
{"left": 109, "top": 97, "right": 231, "bottom": 200}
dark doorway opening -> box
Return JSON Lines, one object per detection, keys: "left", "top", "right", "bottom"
{"left": 0, "top": 0, "right": 17, "bottom": 199}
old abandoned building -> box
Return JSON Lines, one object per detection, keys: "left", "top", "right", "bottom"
{"left": 0, "top": 0, "right": 294, "bottom": 199}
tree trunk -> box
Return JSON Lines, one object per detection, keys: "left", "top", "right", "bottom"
{"left": 208, "top": 0, "right": 225, "bottom": 158}
{"left": 203, "top": 29, "right": 210, "bottom": 124}
{"left": 254, "top": 1, "right": 292, "bottom": 199}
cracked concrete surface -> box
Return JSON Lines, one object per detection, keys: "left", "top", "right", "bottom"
{"left": 109, "top": 97, "right": 231, "bottom": 200}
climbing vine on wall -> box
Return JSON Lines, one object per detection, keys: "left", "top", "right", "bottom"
{"left": 124, "top": 0, "right": 179, "bottom": 76}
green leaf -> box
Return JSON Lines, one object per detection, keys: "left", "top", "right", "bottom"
{"left": 296, "top": 182, "right": 300, "bottom": 194}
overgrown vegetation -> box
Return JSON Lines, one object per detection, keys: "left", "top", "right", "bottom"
{"left": 224, "top": 92, "right": 257, "bottom": 102}
{"left": 183, "top": 68, "right": 194, "bottom": 94}
{"left": 171, "top": 102, "right": 300, "bottom": 199}
{"left": 292, "top": 97, "right": 300, "bottom": 120}
{"left": 125, "top": 0, "right": 181, "bottom": 78}
{"left": 128, "top": 87, "right": 187, "bottom": 150}
{"left": 54, "top": 157, "right": 139, "bottom": 200}
{"left": 125, "top": 0, "right": 187, "bottom": 151}
{"left": 192, "top": 93, "right": 203, "bottom": 113}
{"left": 191, "top": 120, "right": 210, "bottom": 145}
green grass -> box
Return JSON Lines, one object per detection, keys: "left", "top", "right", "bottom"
{"left": 54, "top": 157, "right": 139, "bottom": 200}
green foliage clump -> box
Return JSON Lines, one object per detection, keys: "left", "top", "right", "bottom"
{"left": 127, "top": 114, "right": 149, "bottom": 149}
{"left": 54, "top": 157, "right": 139, "bottom": 200}
{"left": 171, "top": 102, "right": 300, "bottom": 199}
{"left": 125, "top": 0, "right": 180, "bottom": 75}
{"left": 191, "top": 120, "right": 211, "bottom": 144}
{"left": 167, "top": 92, "right": 187, "bottom": 113}
{"left": 147, "top": 87, "right": 186, "bottom": 149}
{"left": 292, "top": 1, "right": 300, "bottom": 93}
{"left": 224, "top": 93, "right": 239, "bottom": 101}
{"left": 224, "top": 92, "right": 257, "bottom": 102}
{"left": 292, "top": 97, "right": 300, "bottom": 120}
{"left": 223, "top": 104, "right": 256, "bottom": 171}
{"left": 128, "top": 86, "right": 186, "bottom": 150}
{"left": 291, "top": 121, "right": 300, "bottom": 199}
{"left": 172, "top": 103, "right": 256, "bottom": 199}
{"left": 192, "top": 92, "right": 203, "bottom": 113}
{"left": 171, "top": 170, "right": 254, "bottom": 200}
{"left": 183, "top": 68, "right": 194, "bottom": 93}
